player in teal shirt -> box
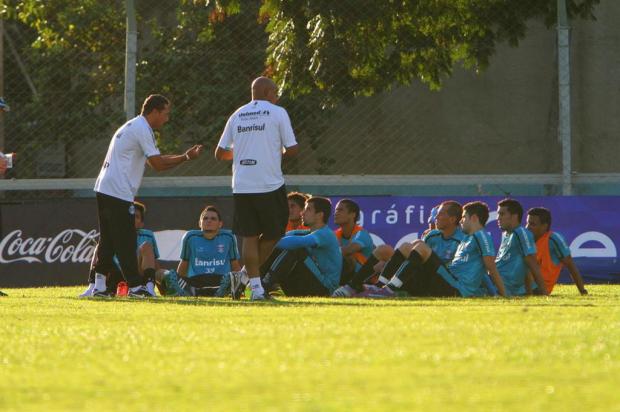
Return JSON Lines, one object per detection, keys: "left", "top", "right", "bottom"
{"left": 423, "top": 200, "right": 466, "bottom": 265}
{"left": 257, "top": 196, "right": 343, "bottom": 296}
{"left": 333, "top": 199, "right": 374, "bottom": 284}
{"left": 332, "top": 200, "right": 465, "bottom": 297}
{"left": 350, "top": 201, "right": 506, "bottom": 298}
{"left": 159, "top": 205, "right": 241, "bottom": 297}
{"left": 495, "top": 199, "right": 548, "bottom": 296}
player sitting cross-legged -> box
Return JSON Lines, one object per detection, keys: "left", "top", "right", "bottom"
{"left": 158, "top": 205, "right": 242, "bottom": 297}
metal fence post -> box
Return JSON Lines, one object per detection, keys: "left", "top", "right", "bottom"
{"left": 558, "top": 0, "right": 572, "bottom": 195}
{"left": 124, "top": 0, "right": 137, "bottom": 120}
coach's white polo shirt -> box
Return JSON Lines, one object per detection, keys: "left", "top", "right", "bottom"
{"left": 94, "top": 115, "right": 160, "bottom": 202}
{"left": 217, "top": 100, "right": 297, "bottom": 194}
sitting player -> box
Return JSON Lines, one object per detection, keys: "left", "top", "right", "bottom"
{"left": 525, "top": 207, "right": 587, "bottom": 295}
{"left": 80, "top": 201, "right": 161, "bottom": 297}
{"left": 286, "top": 192, "right": 310, "bottom": 232}
{"left": 159, "top": 205, "right": 241, "bottom": 297}
{"left": 352, "top": 201, "right": 506, "bottom": 298}
{"left": 333, "top": 199, "right": 375, "bottom": 285}
{"left": 231, "top": 196, "right": 342, "bottom": 297}
{"left": 332, "top": 200, "right": 464, "bottom": 297}
{"left": 495, "top": 199, "right": 548, "bottom": 296}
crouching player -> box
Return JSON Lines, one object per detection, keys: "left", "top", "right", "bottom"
{"left": 525, "top": 207, "right": 587, "bottom": 295}
{"left": 159, "top": 205, "right": 241, "bottom": 297}
{"left": 81, "top": 201, "right": 161, "bottom": 297}
{"left": 231, "top": 196, "right": 342, "bottom": 298}
{"left": 355, "top": 201, "right": 506, "bottom": 298}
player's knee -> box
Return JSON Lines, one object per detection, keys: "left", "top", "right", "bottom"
{"left": 373, "top": 244, "right": 394, "bottom": 261}
{"left": 412, "top": 241, "right": 431, "bottom": 259}
{"left": 397, "top": 242, "right": 413, "bottom": 255}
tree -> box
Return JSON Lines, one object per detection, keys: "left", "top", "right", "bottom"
{"left": 254, "top": 0, "right": 599, "bottom": 106}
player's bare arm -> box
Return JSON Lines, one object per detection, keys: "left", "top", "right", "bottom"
{"left": 561, "top": 256, "right": 588, "bottom": 295}
{"left": 483, "top": 256, "right": 507, "bottom": 297}
{"left": 148, "top": 144, "right": 203, "bottom": 171}
{"left": 282, "top": 144, "right": 299, "bottom": 160}
{"left": 214, "top": 146, "right": 233, "bottom": 161}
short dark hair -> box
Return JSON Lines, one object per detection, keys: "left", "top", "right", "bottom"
{"left": 339, "top": 198, "right": 360, "bottom": 222}
{"left": 200, "top": 205, "right": 222, "bottom": 221}
{"left": 287, "top": 192, "right": 308, "bottom": 209}
{"left": 527, "top": 207, "right": 552, "bottom": 229}
{"left": 440, "top": 200, "right": 462, "bottom": 224}
{"left": 141, "top": 94, "right": 169, "bottom": 115}
{"left": 498, "top": 198, "right": 524, "bottom": 222}
{"left": 134, "top": 201, "right": 146, "bottom": 222}
{"left": 307, "top": 196, "right": 332, "bottom": 224}
{"left": 463, "top": 201, "right": 490, "bottom": 226}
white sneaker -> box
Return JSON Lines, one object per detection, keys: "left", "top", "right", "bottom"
{"left": 146, "top": 281, "right": 157, "bottom": 297}
{"left": 79, "top": 283, "right": 96, "bottom": 298}
{"left": 331, "top": 284, "right": 356, "bottom": 298}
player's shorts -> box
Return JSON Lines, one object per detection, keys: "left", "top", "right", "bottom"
{"left": 233, "top": 185, "right": 288, "bottom": 239}
{"left": 406, "top": 252, "right": 460, "bottom": 297}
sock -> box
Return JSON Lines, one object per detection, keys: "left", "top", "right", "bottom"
{"left": 387, "top": 275, "right": 404, "bottom": 291}
{"left": 377, "top": 249, "right": 406, "bottom": 280}
{"left": 143, "top": 268, "right": 156, "bottom": 283}
{"left": 350, "top": 255, "right": 380, "bottom": 291}
{"left": 146, "top": 281, "right": 156, "bottom": 296}
{"left": 406, "top": 250, "right": 425, "bottom": 269}
{"left": 376, "top": 276, "right": 390, "bottom": 287}
{"left": 94, "top": 273, "right": 107, "bottom": 291}
{"left": 249, "top": 277, "right": 265, "bottom": 296}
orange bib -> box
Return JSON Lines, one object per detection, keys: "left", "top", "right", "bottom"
{"left": 335, "top": 225, "right": 368, "bottom": 266}
{"left": 536, "top": 232, "right": 563, "bottom": 293}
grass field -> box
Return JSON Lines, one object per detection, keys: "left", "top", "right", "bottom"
{"left": 1, "top": 285, "right": 619, "bottom": 412}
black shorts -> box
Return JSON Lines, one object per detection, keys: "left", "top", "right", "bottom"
{"left": 405, "top": 252, "right": 460, "bottom": 297}
{"left": 233, "top": 185, "right": 288, "bottom": 239}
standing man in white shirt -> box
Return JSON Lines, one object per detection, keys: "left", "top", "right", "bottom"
{"left": 92, "top": 94, "right": 203, "bottom": 297}
{"left": 215, "top": 77, "right": 299, "bottom": 300}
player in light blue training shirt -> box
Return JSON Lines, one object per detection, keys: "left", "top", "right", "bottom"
{"left": 347, "top": 201, "right": 506, "bottom": 298}
{"left": 160, "top": 205, "right": 241, "bottom": 297}
{"left": 253, "top": 196, "right": 342, "bottom": 296}
{"left": 495, "top": 199, "right": 548, "bottom": 296}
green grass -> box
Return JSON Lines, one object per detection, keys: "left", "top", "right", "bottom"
{"left": 0, "top": 285, "right": 619, "bottom": 412}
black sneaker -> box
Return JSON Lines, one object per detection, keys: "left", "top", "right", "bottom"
{"left": 92, "top": 289, "right": 114, "bottom": 298}
{"left": 128, "top": 285, "right": 156, "bottom": 298}
{"left": 0, "top": 290, "right": 7, "bottom": 297}
{"left": 229, "top": 269, "right": 248, "bottom": 300}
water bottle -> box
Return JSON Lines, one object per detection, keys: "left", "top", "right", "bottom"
{"left": 116, "top": 281, "right": 129, "bottom": 297}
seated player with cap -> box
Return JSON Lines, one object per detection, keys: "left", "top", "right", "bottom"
{"left": 81, "top": 201, "right": 162, "bottom": 297}
{"left": 159, "top": 205, "right": 241, "bottom": 297}
{"left": 525, "top": 207, "right": 587, "bottom": 295}
{"left": 231, "top": 196, "right": 342, "bottom": 298}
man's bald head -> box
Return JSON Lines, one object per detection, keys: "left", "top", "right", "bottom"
{"left": 251, "top": 77, "right": 278, "bottom": 103}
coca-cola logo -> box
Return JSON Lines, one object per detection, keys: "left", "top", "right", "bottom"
{"left": 0, "top": 229, "right": 99, "bottom": 264}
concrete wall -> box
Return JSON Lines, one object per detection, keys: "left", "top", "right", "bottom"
{"left": 301, "top": 1, "right": 619, "bottom": 175}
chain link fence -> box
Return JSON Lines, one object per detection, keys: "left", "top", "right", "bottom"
{"left": 1, "top": 0, "right": 617, "bottom": 199}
